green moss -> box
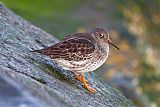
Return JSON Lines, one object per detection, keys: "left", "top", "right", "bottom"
{"left": 33, "top": 60, "right": 73, "bottom": 83}
{"left": 34, "top": 78, "right": 46, "bottom": 84}
{"left": 26, "top": 74, "right": 46, "bottom": 84}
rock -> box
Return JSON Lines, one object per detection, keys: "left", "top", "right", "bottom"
{"left": 0, "top": 3, "right": 135, "bottom": 107}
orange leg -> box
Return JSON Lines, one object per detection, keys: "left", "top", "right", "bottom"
{"left": 81, "top": 72, "right": 96, "bottom": 93}
{"left": 70, "top": 71, "right": 96, "bottom": 93}
{"left": 70, "top": 71, "right": 88, "bottom": 83}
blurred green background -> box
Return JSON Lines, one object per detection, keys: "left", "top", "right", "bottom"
{"left": 1, "top": 0, "right": 160, "bottom": 107}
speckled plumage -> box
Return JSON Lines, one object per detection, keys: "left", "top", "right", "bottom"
{"left": 33, "top": 28, "right": 119, "bottom": 93}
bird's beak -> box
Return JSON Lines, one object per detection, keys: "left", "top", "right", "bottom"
{"left": 107, "top": 39, "right": 120, "bottom": 50}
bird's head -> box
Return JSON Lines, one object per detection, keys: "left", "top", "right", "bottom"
{"left": 92, "top": 28, "right": 120, "bottom": 50}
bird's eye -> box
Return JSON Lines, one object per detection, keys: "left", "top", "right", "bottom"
{"left": 99, "top": 34, "right": 104, "bottom": 38}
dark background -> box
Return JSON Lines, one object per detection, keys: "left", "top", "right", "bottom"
{"left": 1, "top": 0, "right": 160, "bottom": 107}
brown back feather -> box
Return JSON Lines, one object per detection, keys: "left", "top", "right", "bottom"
{"left": 37, "top": 34, "right": 96, "bottom": 61}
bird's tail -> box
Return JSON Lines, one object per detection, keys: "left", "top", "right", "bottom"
{"left": 30, "top": 49, "right": 43, "bottom": 53}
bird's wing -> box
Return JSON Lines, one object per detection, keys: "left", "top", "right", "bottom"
{"left": 37, "top": 38, "right": 96, "bottom": 61}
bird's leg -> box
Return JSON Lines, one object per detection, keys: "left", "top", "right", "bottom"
{"left": 70, "top": 71, "right": 88, "bottom": 83}
{"left": 70, "top": 71, "right": 96, "bottom": 93}
{"left": 81, "top": 72, "right": 96, "bottom": 93}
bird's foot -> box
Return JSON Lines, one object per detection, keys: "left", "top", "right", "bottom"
{"left": 70, "top": 71, "right": 96, "bottom": 93}
{"left": 78, "top": 72, "right": 96, "bottom": 93}
{"left": 82, "top": 83, "right": 96, "bottom": 93}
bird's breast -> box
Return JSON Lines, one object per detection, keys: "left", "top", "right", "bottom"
{"left": 54, "top": 45, "right": 109, "bottom": 73}
{"left": 85, "top": 47, "right": 109, "bottom": 72}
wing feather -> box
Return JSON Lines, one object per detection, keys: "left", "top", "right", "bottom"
{"left": 38, "top": 38, "right": 95, "bottom": 61}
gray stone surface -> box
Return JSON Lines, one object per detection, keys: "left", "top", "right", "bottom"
{"left": 0, "top": 3, "right": 135, "bottom": 107}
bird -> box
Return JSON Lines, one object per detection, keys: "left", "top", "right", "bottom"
{"left": 31, "top": 28, "right": 120, "bottom": 93}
